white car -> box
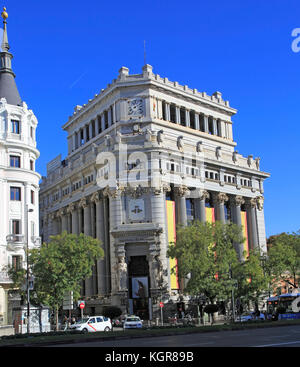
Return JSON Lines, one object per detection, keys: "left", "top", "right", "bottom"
{"left": 123, "top": 316, "right": 143, "bottom": 329}
{"left": 70, "top": 316, "right": 112, "bottom": 333}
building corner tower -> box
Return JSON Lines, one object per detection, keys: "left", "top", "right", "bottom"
{"left": 0, "top": 8, "right": 41, "bottom": 329}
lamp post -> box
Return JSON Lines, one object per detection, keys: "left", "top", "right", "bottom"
{"left": 26, "top": 205, "right": 33, "bottom": 334}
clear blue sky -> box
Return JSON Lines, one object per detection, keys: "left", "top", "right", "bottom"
{"left": 3, "top": 0, "right": 300, "bottom": 237}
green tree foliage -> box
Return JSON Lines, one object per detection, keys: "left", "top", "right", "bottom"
{"left": 9, "top": 232, "right": 104, "bottom": 330}
{"left": 267, "top": 231, "right": 300, "bottom": 290}
{"left": 167, "top": 221, "right": 244, "bottom": 303}
{"left": 233, "top": 249, "right": 270, "bottom": 305}
{"left": 168, "top": 221, "right": 271, "bottom": 312}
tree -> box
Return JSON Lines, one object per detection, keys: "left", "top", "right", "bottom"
{"left": 267, "top": 231, "right": 300, "bottom": 291}
{"left": 232, "top": 249, "right": 270, "bottom": 311}
{"left": 16, "top": 231, "right": 104, "bottom": 330}
{"left": 167, "top": 221, "right": 244, "bottom": 304}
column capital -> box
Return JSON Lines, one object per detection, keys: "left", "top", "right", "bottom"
{"left": 217, "top": 192, "right": 228, "bottom": 204}
{"left": 90, "top": 191, "right": 102, "bottom": 203}
{"left": 79, "top": 197, "right": 89, "bottom": 209}
{"left": 174, "top": 185, "right": 189, "bottom": 197}
{"left": 67, "top": 202, "right": 77, "bottom": 213}
{"left": 200, "top": 190, "right": 210, "bottom": 201}
{"left": 57, "top": 207, "right": 66, "bottom": 218}
{"left": 232, "top": 195, "right": 245, "bottom": 207}
{"left": 103, "top": 184, "right": 124, "bottom": 198}
{"left": 125, "top": 184, "right": 148, "bottom": 198}
{"left": 245, "top": 197, "right": 257, "bottom": 209}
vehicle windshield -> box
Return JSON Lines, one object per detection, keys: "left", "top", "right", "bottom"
{"left": 76, "top": 318, "right": 89, "bottom": 324}
{"left": 126, "top": 317, "right": 140, "bottom": 322}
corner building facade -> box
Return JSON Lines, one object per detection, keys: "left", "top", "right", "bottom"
{"left": 0, "top": 14, "right": 40, "bottom": 327}
{"left": 39, "top": 65, "right": 270, "bottom": 319}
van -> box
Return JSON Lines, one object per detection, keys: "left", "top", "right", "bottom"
{"left": 70, "top": 316, "right": 112, "bottom": 332}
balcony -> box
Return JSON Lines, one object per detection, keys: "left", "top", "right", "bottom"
{"left": 0, "top": 271, "right": 12, "bottom": 285}
{"left": 6, "top": 234, "right": 25, "bottom": 251}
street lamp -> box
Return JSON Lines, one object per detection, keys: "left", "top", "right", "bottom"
{"left": 26, "top": 205, "right": 34, "bottom": 334}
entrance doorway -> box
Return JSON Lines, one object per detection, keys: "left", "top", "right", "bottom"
{"left": 128, "top": 256, "right": 149, "bottom": 320}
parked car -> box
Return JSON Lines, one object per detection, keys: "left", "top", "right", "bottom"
{"left": 237, "top": 312, "right": 265, "bottom": 322}
{"left": 69, "top": 316, "right": 112, "bottom": 333}
{"left": 123, "top": 315, "right": 143, "bottom": 329}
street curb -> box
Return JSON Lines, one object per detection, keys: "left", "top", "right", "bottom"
{"left": 1, "top": 320, "right": 300, "bottom": 347}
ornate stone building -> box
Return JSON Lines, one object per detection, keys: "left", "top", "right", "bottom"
{"left": 0, "top": 10, "right": 41, "bottom": 327}
{"left": 39, "top": 64, "right": 270, "bottom": 318}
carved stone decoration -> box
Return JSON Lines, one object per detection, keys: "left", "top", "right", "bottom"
{"left": 115, "top": 131, "right": 122, "bottom": 144}
{"left": 234, "top": 195, "right": 245, "bottom": 207}
{"left": 126, "top": 184, "right": 147, "bottom": 198}
{"left": 57, "top": 207, "right": 66, "bottom": 218}
{"left": 216, "top": 146, "right": 222, "bottom": 159}
{"left": 232, "top": 151, "right": 238, "bottom": 163}
{"left": 149, "top": 254, "right": 163, "bottom": 289}
{"left": 256, "top": 196, "right": 264, "bottom": 211}
{"left": 157, "top": 130, "right": 164, "bottom": 144}
{"left": 174, "top": 185, "right": 189, "bottom": 197}
{"left": 79, "top": 197, "right": 88, "bottom": 209}
{"left": 67, "top": 202, "right": 77, "bottom": 214}
{"left": 200, "top": 190, "right": 210, "bottom": 201}
{"left": 255, "top": 157, "right": 260, "bottom": 170}
{"left": 196, "top": 141, "right": 203, "bottom": 153}
{"left": 117, "top": 256, "right": 128, "bottom": 291}
{"left": 247, "top": 155, "right": 253, "bottom": 167}
{"left": 103, "top": 184, "right": 124, "bottom": 198}
{"left": 92, "top": 143, "right": 98, "bottom": 155}
{"left": 90, "top": 191, "right": 101, "bottom": 203}
{"left": 104, "top": 134, "right": 111, "bottom": 147}
{"left": 250, "top": 197, "right": 257, "bottom": 208}
{"left": 177, "top": 136, "right": 184, "bottom": 151}
{"left": 217, "top": 192, "right": 229, "bottom": 204}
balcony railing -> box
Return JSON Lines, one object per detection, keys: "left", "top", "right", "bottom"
{"left": 6, "top": 234, "right": 25, "bottom": 243}
{"left": 6, "top": 234, "right": 25, "bottom": 251}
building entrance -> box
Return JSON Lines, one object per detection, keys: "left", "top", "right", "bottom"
{"left": 128, "top": 256, "right": 150, "bottom": 320}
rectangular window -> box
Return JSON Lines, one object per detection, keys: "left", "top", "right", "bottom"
{"left": 12, "top": 255, "right": 22, "bottom": 271}
{"left": 10, "top": 155, "right": 20, "bottom": 168}
{"left": 31, "top": 190, "right": 35, "bottom": 204}
{"left": 30, "top": 160, "right": 34, "bottom": 170}
{"left": 10, "top": 187, "right": 21, "bottom": 201}
{"left": 30, "top": 126, "right": 34, "bottom": 138}
{"left": 11, "top": 120, "right": 20, "bottom": 134}
{"left": 12, "top": 220, "right": 21, "bottom": 234}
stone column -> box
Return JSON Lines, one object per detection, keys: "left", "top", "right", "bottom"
{"left": 174, "top": 185, "right": 189, "bottom": 226}
{"left": 204, "top": 114, "right": 209, "bottom": 133}
{"left": 58, "top": 208, "right": 68, "bottom": 233}
{"left": 103, "top": 185, "right": 124, "bottom": 295}
{"left": 245, "top": 198, "right": 259, "bottom": 251}
{"left": 231, "top": 195, "right": 245, "bottom": 261}
{"left": 79, "top": 197, "right": 93, "bottom": 296}
{"left": 91, "top": 192, "right": 106, "bottom": 296}
{"left": 216, "top": 192, "right": 229, "bottom": 223}
{"left": 69, "top": 202, "right": 79, "bottom": 235}
{"left": 194, "top": 190, "right": 209, "bottom": 222}
{"left": 212, "top": 118, "right": 218, "bottom": 135}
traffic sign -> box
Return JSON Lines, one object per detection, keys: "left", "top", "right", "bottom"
{"left": 79, "top": 302, "right": 85, "bottom": 309}
{"left": 159, "top": 302, "right": 164, "bottom": 308}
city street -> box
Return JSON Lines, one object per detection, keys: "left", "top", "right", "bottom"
{"left": 47, "top": 325, "right": 300, "bottom": 347}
